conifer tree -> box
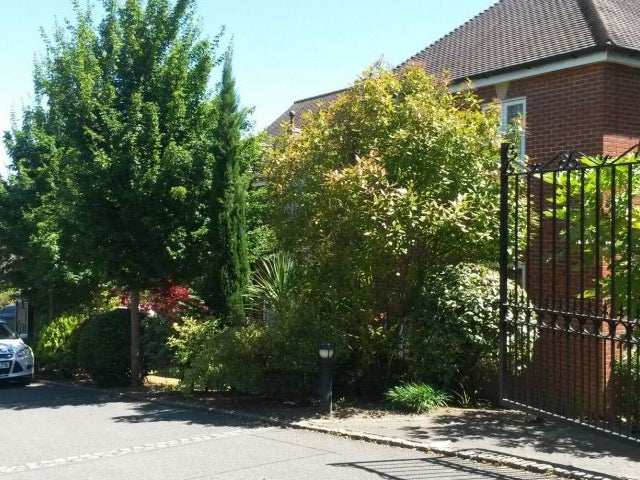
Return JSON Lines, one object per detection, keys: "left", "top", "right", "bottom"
{"left": 206, "top": 51, "right": 249, "bottom": 321}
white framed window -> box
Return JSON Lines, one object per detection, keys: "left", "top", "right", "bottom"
{"left": 501, "top": 97, "right": 526, "bottom": 161}
{"left": 514, "top": 262, "right": 526, "bottom": 287}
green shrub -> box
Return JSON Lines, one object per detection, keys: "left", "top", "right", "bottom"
{"left": 35, "top": 314, "right": 84, "bottom": 377}
{"left": 385, "top": 382, "right": 450, "bottom": 413}
{"left": 76, "top": 309, "right": 132, "bottom": 387}
{"left": 169, "top": 312, "right": 336, "bottom": 398}
{"left": 168, "top": 317, "right": 217, "bottom": 387}
{"left": 408, "top": 263, "right": 529, "bottom": 398}
{"left": 185, "top": 323, "right": 266, "bottom": 394}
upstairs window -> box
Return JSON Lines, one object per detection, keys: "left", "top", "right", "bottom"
{"left": 501, "top": 97, "right": 526, "bottom": 162}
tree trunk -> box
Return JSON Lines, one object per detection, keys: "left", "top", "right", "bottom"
{"left": 48, "top": 289, "right": 54, "bottom": 324}
{"left": 130, "top": 287, "right": 142, "bottom": 386}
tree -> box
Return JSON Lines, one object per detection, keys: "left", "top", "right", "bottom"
{"left": 265, "top": 65, "right": 502, "bottom": 389}
{"left": 3, "top": 0, "right": 224, "bottom": 385}
{"left": 1, "top": 110, "right": 99, "bottom": 319}
{"left": 205, "top": 51, "right": 249, "bottom": 322}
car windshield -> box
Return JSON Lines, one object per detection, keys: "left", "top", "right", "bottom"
{"left": 0, "top": 323, "right": 17, "bottom": 340}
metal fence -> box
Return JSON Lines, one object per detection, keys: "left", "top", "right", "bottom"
{"left": 499, "top": 143, "right": 640, "bottom": 441}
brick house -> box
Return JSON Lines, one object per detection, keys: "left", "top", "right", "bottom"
{"left": 269, "top": 0, "right": 640, "bottom": 162}
{"left": 268, "top": 0, "right": 640, "bottom": 425}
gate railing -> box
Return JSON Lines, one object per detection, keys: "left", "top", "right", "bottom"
{"left": 500, "top": 143, "right": 640, "bottom": 441}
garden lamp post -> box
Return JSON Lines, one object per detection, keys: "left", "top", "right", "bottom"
{"left": 318, "top": 342, "right": 334, "bottom": 414}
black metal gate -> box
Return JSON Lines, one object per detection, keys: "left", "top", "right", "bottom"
{"left": 499, "top": 143, "right": 640, "bottom": 441}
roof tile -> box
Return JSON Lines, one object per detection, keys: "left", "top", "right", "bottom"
{"left": 594, "top": 0, "right": 640, "bottom": 51}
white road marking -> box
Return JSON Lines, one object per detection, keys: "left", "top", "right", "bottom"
{"left": 0, "top": 427, "right": 274, "bottom": 475}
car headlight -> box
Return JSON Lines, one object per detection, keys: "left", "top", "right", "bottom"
{"left": 16, "top": 346, "right": 32, "bottom": 360}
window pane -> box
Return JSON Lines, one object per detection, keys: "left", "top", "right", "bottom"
{"left": 506, "top": 103, "right": 524, "bottom": 124}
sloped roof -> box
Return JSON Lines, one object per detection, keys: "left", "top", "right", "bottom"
{"left": 595, "top": 0, "right": 640, "bottom": 51}
{"left": 268, "top": 0, "right": 640, "bottom": 135}
{"left": 266, "top": 89, "right": 345, "bottom": 136}
{"left": 397, "top": 0, "right": 640, "bottom": 81}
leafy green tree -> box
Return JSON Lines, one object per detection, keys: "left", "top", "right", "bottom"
{"left": 3, "top": 0, "right": 225, "bottom": 384}
{"left": 1, "top": 111, "right": 98, "bottom": 318}
{"left": 266, "top": 65, "right": 502, "bottom": 390}
{"left": 205, "top": 52, "right": 249, "bottom": 322}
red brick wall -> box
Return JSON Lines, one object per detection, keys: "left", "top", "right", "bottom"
{"left": 496, "top": 62, "right": 640, "bottom": 420}
{"left": 478, "top": 62, "right": 640, "bottom": 162}
{"left": 603, "top": 63, "right": 640, "bottom": 156}
{"left": 507, "top": 64, "right": 605, "bottom": 162}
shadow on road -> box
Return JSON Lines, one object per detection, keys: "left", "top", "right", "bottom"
{"left": 0, "top": 382, "right": 118, "bottom": 410}
{"left": 331, "top": 456, "right": 559, "bottom": 480}
{"left": 0, "top": 381, "right": 295, "bottom": 430}
{"left": 108, "top": 399, "right": 274, "bottom": 429}
{"left": 398, "top": 409, "right": 640, "bottom": 463}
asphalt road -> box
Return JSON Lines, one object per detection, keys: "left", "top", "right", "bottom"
{"left": 0, "top": 382, "right": 560, "bottom": 480}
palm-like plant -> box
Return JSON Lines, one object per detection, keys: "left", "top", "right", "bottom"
{"left": 246, "top": 252, "right": 296, "bottom": 323}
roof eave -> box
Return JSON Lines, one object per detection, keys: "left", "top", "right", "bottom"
{"left": 452, "top": 45, "right": 610, "bottom": 84}
{"left": 451, "top": 44, "right": 640, "bottom": 91}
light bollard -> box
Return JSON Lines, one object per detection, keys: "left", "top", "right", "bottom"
{"left": 318, "top": 342, "right": 334, "bottom": 414}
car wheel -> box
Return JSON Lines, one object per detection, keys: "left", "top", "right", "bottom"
{"left": 18, "top": 374, "right": 33, "bottom": 386}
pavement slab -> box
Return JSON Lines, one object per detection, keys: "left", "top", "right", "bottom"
{"left": 297, "top": 408, "right": 640, "bottom": 480}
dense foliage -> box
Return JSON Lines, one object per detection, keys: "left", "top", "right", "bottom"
{"left": 170, "top": 311, "right": 335, "bottom": 397}
{"left": 408, "top": 263, "right": 506, "bottom": 395}
{"left": 35, "top": 313, "right": 84, "bottom": 377}
{"left": 76, "top": 309, "right": 133, "bottom": 386}
{"left": 264, "top": 65, "right": 502, "bottom": 394}
{"left": 0, "top": 0, "right": 259, "bottom": 384}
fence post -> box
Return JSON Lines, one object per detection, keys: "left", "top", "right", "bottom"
{"left": 499, "top": 142, "right": 510, "bottom": 403}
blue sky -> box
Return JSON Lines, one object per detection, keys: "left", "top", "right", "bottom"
{"left": 0, "top": 0, "right": 496, "bottom": 176}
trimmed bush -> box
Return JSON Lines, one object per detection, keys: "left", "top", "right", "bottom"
{"left": 35, "top": 314, "right": 84, "bottom": 377}
{"left": 385, "top": 382, "right": 450, "bottom": 413}
{"left": 76, "top": 309, "right": 132, "bottom": 387}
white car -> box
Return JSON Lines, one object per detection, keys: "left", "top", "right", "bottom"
{"left": 0, "top": 320, "right": 34, "bottom": 385}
